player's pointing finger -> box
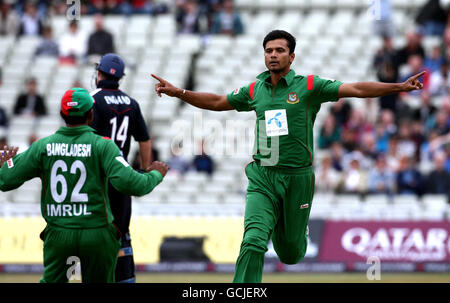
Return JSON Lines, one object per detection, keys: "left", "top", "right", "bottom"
{"left": 151, "top": 74, "right": 164, "bottom": 83}
{"left": 411, "top": 71, "right": 426, "bottom": 80}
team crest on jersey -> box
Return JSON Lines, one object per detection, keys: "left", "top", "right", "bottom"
{"left": 286, "top": 92, "right": 299, "bottom": 104}
{"left": 233, "top": 88, "right": 240, "bottom": 95}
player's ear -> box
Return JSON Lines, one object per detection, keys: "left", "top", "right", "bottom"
{"left": 290, "top": 52, "right": 295, "bottom": 64}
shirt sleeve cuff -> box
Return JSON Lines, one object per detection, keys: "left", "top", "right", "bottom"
{"left": 148, "top": 170, "right": 163, "bottom": 184}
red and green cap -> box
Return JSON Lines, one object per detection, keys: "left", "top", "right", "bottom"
{"left": 61, "top": 87, "right": 95, "bottom": 117}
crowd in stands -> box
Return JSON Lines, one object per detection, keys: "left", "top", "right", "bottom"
{"left": 315, "top": 2, "right": 450, "bottom": 197}
{"left": 0, "top": 0, "right": 448, "bottom": 199}
{"left": 0, "top": 0, "right": 244, "bottom": 37}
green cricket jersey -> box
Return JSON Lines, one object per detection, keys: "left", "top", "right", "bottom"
{"left": 0, "top": 125, "right": 163, "bottom": 228}
{"left": 227, "top": 69, "right": 342, "bottom": 168}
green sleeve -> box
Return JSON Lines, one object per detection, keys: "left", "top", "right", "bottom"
{"left": 101, "top": 139, "right": 163, "bottom": 196}
{"left": 0, "top": 142, "right": 41, "bottom": 191}
{"left": 226, "top": 83, "right": 253, "bottom": 112}
{"left": 312, "top": 76, "right": 343, "bottom": 104}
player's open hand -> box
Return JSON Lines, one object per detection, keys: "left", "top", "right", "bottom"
{"left": 402, "top": 71, "right": 425, "bottom": 92}
{"left": 0, "top": 145, "right": 18, "bottom": 166}
{"left": 146, "top": 161, "right": 170, "bottom": 177}
{"left": 151, "top": 74, "right": 181, "bottom": 98}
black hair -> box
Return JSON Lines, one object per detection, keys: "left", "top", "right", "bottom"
{"left": 263, "top": 30, "right": 296, "bottom": 54}
{"left": 98, "top": 70, "right": 120, "bottom": 82}
{"left": 60, "top": 109, "right": 92, "bottom": 126}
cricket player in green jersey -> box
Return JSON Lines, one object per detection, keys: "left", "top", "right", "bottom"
{"left": 151, "top": 30, "right": 425, "bottom": 282}
{"left": 0, "top": 88, "right": 169, "bottom": 283}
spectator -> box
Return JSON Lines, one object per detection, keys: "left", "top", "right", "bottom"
{"left": 423, "top": 150, "right": 450, "bottom": 195}
{"left": 415, "top": 0, "right": 448, "bottom": 36}
{"left": 342, "top": 150, "right": 372, "bottom": 172}
{"left": 424, "top": 45, "right": 445, "bottom": 72}
{"left": 445, "top": 143, "right": 450, "bottom": 172}
{"left": 132, "top": 145, "right": 160, "bottom": 171}
{"left": 176, "top": 0, "right": 204, "bottom": 34}
{"left": 430, "top": 110, "right": 450, "bottom": 135}
{"left": 337, "top": 156, "right": 368, "bottom": 195}
{"left": 211, "top": 0, "right": 243, "bottom": 36}
{"left": 34, "top": 25, "right": 59, "bottom": 57}
{"left": 193, "top": 141, "right": 214, "bottom": 175}
{"left": 88, "top": 0, "right": 122, "bottom": 15}
{"left": 318, "top": 114, "right": 341, "bottom": 149}
{"left": 343, "top": 109, "right": 373, "bottom": 143}
{"left": 420, "top": 129, "right": 444, "bottom": 163}
{"left": 375, "top": 109, "right": 397, "bottom": 153}
{"left": 361, "top": 132, "right": 379, "bottom": 160}
{"left": 315, "top": 155, "right": 341, "bottom": 193}
{"left": 368, "top": 154, "right": 396, "bottom": 195}
{"left": 329, "top": 98, "right": 352, "bottom": 127}
{"left": 386, "top": 135, "right": 401, "bottom": 172}
{"left": 396, "top": 156, "right": 423, "bottom": 195}
{"left": 395, "top": 94, "right": 416, "bottom": 123}
{"left": 330, "top": 142, "right": 344, "bottom": 172}
{"left": 88, "top": 0, "right": 106, "bottom": 14}
{"left": 395, "top": 31, "right": 426, "bottom": 68}
{"left": 86, "top": 14, "right": 115, "bottom": 62}
{"left": 373, "top": 36, "right": 400, "bottom": 111}
{"left": 198, "top": 0, "right": 221, "bottom": 17}
{"left": 399, "top": 54, "right": 431, "bottom": 97}
{"left": 18, "top": 1, "right": 43, "bottom": 37}
{"left": 167, "top": 143, "right": 190, "bottom": 175}
{"left": 0, "top": 136, "right": 7, "bottom": 149}
{"left": 59, "top": 20, "right": 87, "bottom": 64}
{"left": 413, "top": 92, "right": 437, "bottom": 129}
{"left": 429, "top": 61, "right": 450, "bottom": 96}
{"left": 0, "top": 0, "right": 20, "bottom": 36}
{"left": 410, "top": 120, "right": 427, "bottom": 161}
{"left": 442, "top": 25, "right": 450, "bottom": 61}
{"left": 397, "top": 121, "right": 418, "bottom": 159}
{"left": 13, "top": 77, "right": 47, "bottom": 117}
{"left": 126, "top": 0, "right": 168, "bottom": 15}
{"left": 0, "top": 105, "right": 8, "bottom": 141}
{"left": 341, "top": 128, "right": 358, "bottom": 152}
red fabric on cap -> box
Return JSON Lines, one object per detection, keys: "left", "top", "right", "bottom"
{"left": 61, "top": 89, "right": 75, "bottom": 116}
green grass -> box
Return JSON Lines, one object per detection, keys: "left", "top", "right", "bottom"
{"left": 0, "top": 273, "right": 449, "bottom": 283}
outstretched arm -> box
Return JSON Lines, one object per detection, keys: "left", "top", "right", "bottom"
{"left": 338, "top": 71, "right": 425, "bottom": 98}
{"left": 151, "top": 74, "right": 233, "bottom": 111}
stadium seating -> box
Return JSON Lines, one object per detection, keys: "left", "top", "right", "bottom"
{"left": 0, "top": 3, "right": 448, "bottom": 221}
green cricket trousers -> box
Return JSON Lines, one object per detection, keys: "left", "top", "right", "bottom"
{"left": 40, "top": 224, "right": 121, "bottom": 283}
{"left": 233, "top": 161, "right": 315, "bottom": 283}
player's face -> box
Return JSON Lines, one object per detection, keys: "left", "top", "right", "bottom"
{"left": 264, "top": 39, "right": 294, "bottom": 74}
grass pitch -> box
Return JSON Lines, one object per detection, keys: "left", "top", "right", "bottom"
{"left": 0, "top": 273, "right": 449, "bottom": 283}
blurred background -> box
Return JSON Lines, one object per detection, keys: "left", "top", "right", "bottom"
{"left": 0, "top": 0, "right": 449, "bottom": 282}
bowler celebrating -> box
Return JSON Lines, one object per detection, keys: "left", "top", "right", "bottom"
{"left": 151, "top": 30, "right": 425, "bottom": 283}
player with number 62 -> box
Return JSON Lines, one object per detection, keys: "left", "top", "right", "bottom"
{"left": 0, "top": 88, "right": 169, "bottom": 283}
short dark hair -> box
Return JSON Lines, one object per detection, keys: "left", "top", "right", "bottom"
{"left": 99, "top": 70, "right": 120, "bottom": 82}
{"left": 263, "top": 30, "right": 296, "bottom": 54}
{"left": 60, "top": 109, "right": 92, "bottom": 125}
